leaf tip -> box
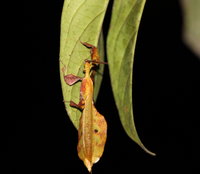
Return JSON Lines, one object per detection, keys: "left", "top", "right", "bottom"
{"left": 140, "top": 144, "right": 156, "bottom": 156}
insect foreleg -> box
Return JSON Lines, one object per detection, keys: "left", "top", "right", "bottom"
{"left": 70, "top": 100, "right": 85, "bottom": 111}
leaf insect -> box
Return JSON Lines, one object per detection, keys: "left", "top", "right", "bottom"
{"left": 62, "top": 58, "right": 107, "bottom": 173}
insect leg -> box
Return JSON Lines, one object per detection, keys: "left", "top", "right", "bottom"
{"left": 63, "top": 74, "right": 82, "bottom": 86}
{"left": 80, "top": 41, "right": 95, "bottom": 49}
{"left": 70, "top": 99, "right": 85, "bottom": 111}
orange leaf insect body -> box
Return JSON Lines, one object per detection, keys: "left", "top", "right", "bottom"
{"left": 63, "top": 59, "right": 107, "bottom": 172}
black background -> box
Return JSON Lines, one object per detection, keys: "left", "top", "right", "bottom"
{"left": 16, "top": 0, "right": 199, "bottom": 173}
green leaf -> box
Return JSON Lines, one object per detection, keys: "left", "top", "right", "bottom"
{"left": 59, "top": 0, "right": 109, "bottom": 129}
{"left": 181, "top": 0, "right": 200, "bottom": 58}
{"left": 107, "top": 0, "right": 155, "bottom": 155}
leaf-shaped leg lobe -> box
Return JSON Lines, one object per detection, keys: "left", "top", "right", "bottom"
{"left": 64, "top": 74, "right": 82, "bottom": 86}
{"left": 60, "top": 61, "right": 83, "bottom": 86}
